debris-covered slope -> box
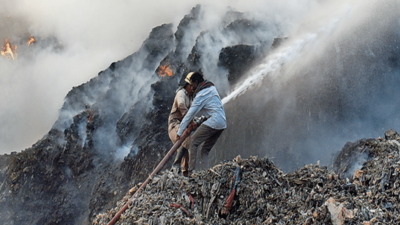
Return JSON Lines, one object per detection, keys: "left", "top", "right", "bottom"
{"left": 2, "top": 3, "right": 399, "bottom": 224}
{"left": 0, "top": 21, "right": 176, "bottom": 225}
{"left": 95, "top": 130, "right": 400, "bottom": 224}
{"left": 0, "top": 5, "right": 275, "bottom": 225}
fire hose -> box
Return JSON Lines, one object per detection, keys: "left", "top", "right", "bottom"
{"left": 223, "top": 166, "right": 242, "bottom": 215}
{"left": 107, "top": 116, "right": 206, "bottom": 225}
{"left": 169, "top": 203, "right": 190, "bottom": 216}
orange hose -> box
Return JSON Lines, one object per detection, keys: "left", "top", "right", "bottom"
{"left": 188, "top": 194, "right": 194, "bottom": 209}
{"left": 223, "top": 189, "right": 236, "bottom": 214}
{"left": 169, "top": 203, "right": 190, "bottom": 216}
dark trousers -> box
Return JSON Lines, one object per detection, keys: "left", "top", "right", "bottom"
{"left": 188, "top": 124, "right": 224, "bottom": 172}
{"left": 172, "top": 146, "right": 189, "bottom": 173}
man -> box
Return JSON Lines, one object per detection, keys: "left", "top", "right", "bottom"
{"left": 177, "top": 72, "right": 227, "bottom": 175}
{"left": 168, "top": 74, "right": 194, "bottom": 175}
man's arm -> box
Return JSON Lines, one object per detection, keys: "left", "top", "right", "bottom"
{"left": 177, "top": 93, "right": 207, "bottom": 136}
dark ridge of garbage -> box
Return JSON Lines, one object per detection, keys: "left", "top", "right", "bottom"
{"left": 271, "top": 37, "right": 288, "bottom": 49}
{"left": 224, "top": 19, "right": 264, "bottom": 35}
{"left": 214, "top": 10, "right": 400, "bottom": 173}
{"left": 186, "top": 31, "right": 206, "bottom": 72}
{"left": 94, "top": 130, "right": 400, "bottom": 224}
{"left": 120, "top": 78, "right": 177, "bottom": 180}
{"left": 218, "top": 44, "right": 259, "bottom": 85}
{"left": 0, "top": 21, "right": 176, "bottom": 225}
{"left": 334, "top": 130, "right": 400, "bottom": 178}
{"left": 0, "top": 6, "right": 267, "bottom": 224}
{"left": 223, "top": 18, "right": 272, "bottom": 49}
{"left": 385, "top": 129, "right": 400, "bottom": 140}
{"left": 6, "top": 4, "right": 399, "bottom": 225}
{"left": 333, "top": 138, "right": 376, "bottom": 178}
{"left": 116, "top": 100, "right": 150, "bottom": 145}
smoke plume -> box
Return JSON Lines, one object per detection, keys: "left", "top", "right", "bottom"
{"left": 2, "top": 0, "right": 397, "bottom": 175}
{"left": 0, "top": 0, "right": 316, "bottom": 153}
{"left": 215, "top": 0, "right": 400, "bottom": 171}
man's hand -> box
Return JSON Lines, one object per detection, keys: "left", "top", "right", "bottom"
{"left": 176, "top": 134, "right": 180, "bottom": 141}
{"left": 190, "top": 120, "right": 198, "bottom": 130}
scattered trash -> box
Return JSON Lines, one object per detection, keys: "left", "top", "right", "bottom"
{"left": 93, "top": 130, "right": 400, "bottom": 224}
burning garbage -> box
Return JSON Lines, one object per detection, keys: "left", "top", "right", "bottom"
{"left": 93, "top": 129, "right": 400, "bottom": 225}
{"left": 1, "top": 39, "right": 17, "bottom": 60}
{"left": 157, "top": 64, "right": 173, "bottom": 77}
{"left": 27, "top": 36, "right": 35, "bottom": 46}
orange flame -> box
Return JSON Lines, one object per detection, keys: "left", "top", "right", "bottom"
{"left": 88, "top": 110, "right": 93, "bottom": 122}
{"left": 158, "top": 64, "right": 173, "bottom": 77}
{"left": 27, "top": 36, "right": 35, "bottom": 46}
{"left": 1, "top": 39, "right": 17, "bottom": 60}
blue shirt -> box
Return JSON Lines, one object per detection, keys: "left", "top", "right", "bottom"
{"left": 177, "top": 86, "right": 227, "bottom": 136}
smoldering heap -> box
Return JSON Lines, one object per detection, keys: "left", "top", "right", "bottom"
{"left": 0, "top": 5, "right": 277, "bottom": 225}
{"left": 93, "top": 129, "right": 400, "bottom": 225}
{"left": 1, "top": 2, "right": 400, "bottom": 225}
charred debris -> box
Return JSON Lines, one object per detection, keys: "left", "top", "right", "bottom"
{"left": 0, "top": 5, "right": 277, "bottom": 225}
{"left": 94, "top": 130, "right": 400, "bottom": 224}
{"left": 0, "top": 4, "right": 397, "bottom": 225}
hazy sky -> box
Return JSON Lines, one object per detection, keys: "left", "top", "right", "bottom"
{"left": 0, "top": 0, "right": 315, "bottom": 153}
{"left": 0, "top": 0, "right": 189, "bottom": 152}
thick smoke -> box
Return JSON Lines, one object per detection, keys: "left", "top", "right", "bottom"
{"left": 5, "top": 1, "right": 398, "bottom": 224}
{"left": 0, "top": 0, "right": 317, "bottom": 153}
{"left": 214, "top": 0, "right": 400, "bottom": 172}
{"left": 0, "top": 0, "right": 315, "bottom": 153}
{"left": 174, "top": 3, "right": 316, "bottom": 97}
{"left": 3, "top": 0, "right": 395, "bottom": 175}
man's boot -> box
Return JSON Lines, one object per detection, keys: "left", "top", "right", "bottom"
{"left": 184, "top": 170, "right": 193, "bottom": 178}
{"left": 181, "top": 149, "right": 189, "bottom": 177}
{"left": 171, "top": 146, "right": 187, "bottom": 172}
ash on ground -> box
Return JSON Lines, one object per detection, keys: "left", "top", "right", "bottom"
{"left": 93, "top": 130, "right": 400, "bottom": 225}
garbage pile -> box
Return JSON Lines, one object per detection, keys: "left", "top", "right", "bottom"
{"left": 93, "top": 130, "right": 400, "bottom": 225}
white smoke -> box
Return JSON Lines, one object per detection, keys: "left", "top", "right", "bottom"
{"left": 345, "top": 152, "right": 368, "bottom": 178}
{"left": 114, "top": 144, "right": 138, "bottom": 162}
{"left": 77, "top": 120, "right": 87, "bottom": 147}
{"left": 213, "top": 0, "right": 400, "bottom": 171}
{"left": 0, "top": 0, "right": 319, "bottom": 153}
{"left": 222, "top": 33, "right": 319, "bottom": 104}
{"left": 222, "top": 0, "right": 383, "bottom": 104}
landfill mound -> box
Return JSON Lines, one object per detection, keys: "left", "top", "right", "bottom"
{"left": 92, "top": 132, "right": 400, "bottom": 224}
{"left": 0, "top": 6, "right": 274, "bottom": 224}
{"left": 2, "top": 3, "right": 400, "bottom": 224}
{"left": 93, "top": 130, "right": 400, "bottom": 225}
